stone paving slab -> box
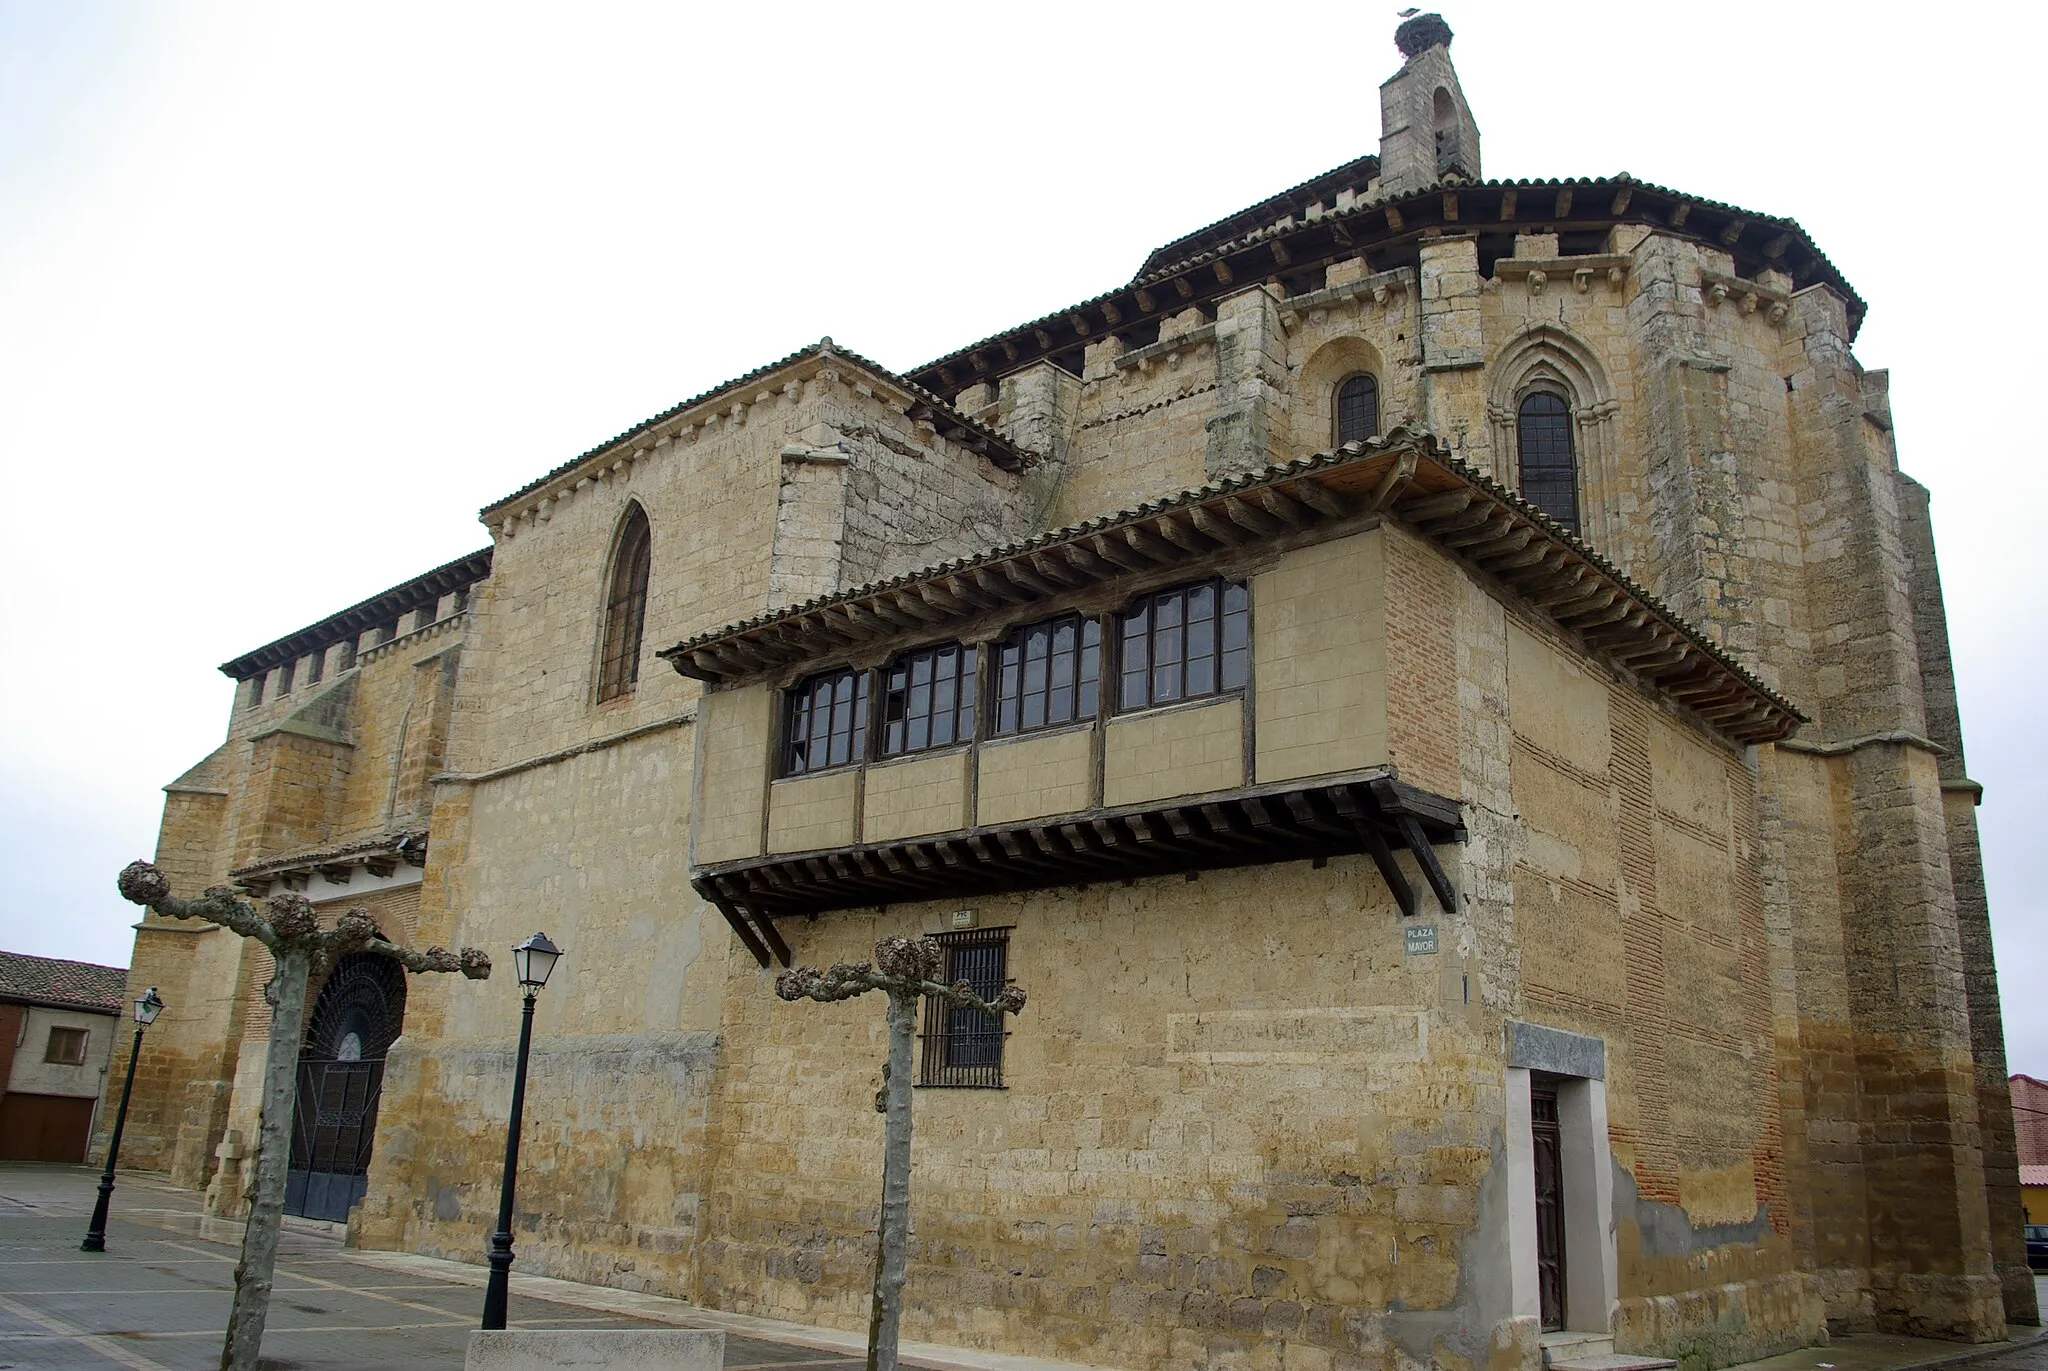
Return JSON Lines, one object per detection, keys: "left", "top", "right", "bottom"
{"left": 7, "top": 1164, "right": 2048, "bottom": 1371}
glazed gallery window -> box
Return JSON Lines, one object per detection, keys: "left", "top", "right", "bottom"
{"left": 992, "top": 614, "right": 1100, "bottom": 737}
{"left": 43, "top": 1026, "right": 88, "bottom": 1065}
{"left": 1334, "top": 373, "right": 1380, "bottom": 447}
{"left": 783, "top": 667, "right": 870, "bottom": 775}
{"left": 597, "top": 505, "right": 652, "bottom": 702}
{"left": 918, "top": 927, "right": 1010, "bottom": 1088}
{"left": 1117, "top": 578, "right": 1249, "bottom": 712}
{"left": 881, "top": 643, "right": 976, "bottom": 757}
{"left": 1516, "top": 391, "right": 1580, "bottom": 535}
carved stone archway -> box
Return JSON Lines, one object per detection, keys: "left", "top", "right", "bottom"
{"left": 1486, "top": 323, "right": 1622, "bottom": 553}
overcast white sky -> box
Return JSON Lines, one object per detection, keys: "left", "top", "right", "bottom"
{"left": 3, "top": 1, "right": 2043, "bottom": 1066}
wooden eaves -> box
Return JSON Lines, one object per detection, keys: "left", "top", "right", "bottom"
{"left": 657, "top": 426, "right": 1805, "bottom": 750}
{"left": 694, "top": 771, "right": 1464, "bottom": 969}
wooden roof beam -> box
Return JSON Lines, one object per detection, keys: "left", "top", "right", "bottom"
{"left": 1287, "top": 478, "right": 1350, "bottom": 518}
{"left": 1221, "top": 497, "right": 1282, "bottom": 535}
{"left": 1257, "top": 488, "right": 1314, "bottom": 528}
{"left": 1123, "top": 525, "right": 1179, "bottom": 565}
{"left": 970, "top": 567, "right": 1034, "bottom": 603}
{"left": 1370, "top": 452, "right": 1419, "bottom": 511}
{"left": 1056, "top": 543, "right": 1116, "bottom": 579}
{"left": 1399, "top": 489, "right": 1477, "bottom": 523}
{"left": 1151, "top": 511, "right": 1210, "bottom": 553}
{"left": 1087, "top": 533, "right": 1151, "bottom": 572}
{"left": 1028, "top": 553, "right": 1085, "bottom": 588}
{"left": 1188, "top": 506, "right": 1248, "bottom": 545}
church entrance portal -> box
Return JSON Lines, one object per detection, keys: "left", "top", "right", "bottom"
{"left": 285, "top": 953, "right": 406, "bottom": 1222}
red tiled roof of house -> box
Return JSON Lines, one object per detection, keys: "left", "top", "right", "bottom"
{"left": 0, "top": 950, "right": 128, "bottom": 1015}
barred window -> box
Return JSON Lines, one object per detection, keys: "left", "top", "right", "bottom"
{"left": 1517, "top": 391, "right": 1580, "bottom": 535}
{"left": 783, "top": 668, "right": 870, "bottom": 775}
{"left": 1117, "top": 579, "right": 1250, "bottom": 712}
{"left": 44, "top": 1027, "right": 87, "bottom": 1065}
{"left": 1335, "top": 373, "right": 1379, "bottom": 446}
{"left": 993, "top": 614, "right": 1100, "bottom": 737}
{"left": 882, "top": 643, "right": 976, "bottom": 757}
{"left": 597, "top": 505, "right": 652, "bottom": 703}
{"left": 918, "top": 928, "right": 1010, "bottom": 1088}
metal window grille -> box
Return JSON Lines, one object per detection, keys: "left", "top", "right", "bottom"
{"left": 597, "top": 508, "right": 652, "bottom": 703}
{"left": 993, "top": 614, "right": 1100, "bottom": 737}
{"left": 783, "top": 667, "right": 871, "bottom": 775}
{"left": 44, "top": 1027, "right": 88, "bottom": 1065}
{"left": 1335, "top": 374, "right": 1379, "bottom": 447}
{"left": 918, "top": 928, "right": 1010, "bottom": 1088}
{"left": 1517, "top": 391, "right": 1580, "bottom": 535}
{"left": 882, "top": 643, "right": 976, "bottom": 756}
{"left": 1117, "top": 578, "right": 1249, "bottom": 712}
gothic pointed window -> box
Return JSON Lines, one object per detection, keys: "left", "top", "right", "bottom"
{"left": 1516, "top": 391, "right": 1580, "bottom": 535}
{"left": 1335, "top": 374, "right": 1379, "bottom": 447}
{"left": 597, "top": 505, "right": 651, "bottom": 703}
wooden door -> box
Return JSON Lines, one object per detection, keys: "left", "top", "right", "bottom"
{"left": 0, "top": 1092, "right": 96, "bottom": 1162}
{"left": 1531, "top": 1082, "right": 1567, "bottom": 1332}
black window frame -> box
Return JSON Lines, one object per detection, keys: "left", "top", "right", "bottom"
{"left": 880, "top": 641, "right": 977, "bottom": 758}
{"left": 1516, "top": 389, "right": 1580, "bottom": 535}
{"left": 782, "top": 666, "right": 871, "bottom": 777}
{"left": 917, "top": 927, "right": 1012, "bottom": 1089}
{"left": 1334, "top": 372, "right": 1380, "bottom": 447}
{"left": 991, "top": 613, "right": 1101, "bottom": 739}
{"left": 1115, "top": 577, "right": 1251, "bottom": 713}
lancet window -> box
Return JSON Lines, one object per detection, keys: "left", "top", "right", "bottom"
{"left": 1516, "top": 391, "right": 1580, "bottom": 535}
{"left": 597, "top": 505, "right": 651, "bottom": 703}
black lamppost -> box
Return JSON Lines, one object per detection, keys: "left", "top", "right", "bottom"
{"left": 82, "top": 986, "right": 165, "bottom": 1253}
{"left": 480, "top": 932, "right": 562, "bottom": 1331}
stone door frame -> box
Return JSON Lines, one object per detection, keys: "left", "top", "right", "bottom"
{"left": 1505, "top": 1021, "right": 1618, "bottom": 1335}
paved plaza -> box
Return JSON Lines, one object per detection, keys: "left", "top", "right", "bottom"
{"left": 5, "top": 1162, "right": 2048, "bottom": 1371}
{"left": 0, "top": 1164, "right": 863, "bottom": 1371}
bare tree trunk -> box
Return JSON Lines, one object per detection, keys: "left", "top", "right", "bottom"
{"left": 873, "top": 989, "right": 917, "bottom": 1371}
{"left": 220, "top": 946, "right": 311, "bottom": 1371}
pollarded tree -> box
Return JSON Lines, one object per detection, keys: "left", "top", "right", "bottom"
{"left": 117, "top": 860, "right": 490, "bottom": 1371}
{"left": 775, "top": 935, "right": 1026, "bottom": 1371}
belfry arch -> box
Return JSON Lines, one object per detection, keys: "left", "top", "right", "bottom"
{"left": 1486, "top": 323, "right": 1622, "bottom": 553}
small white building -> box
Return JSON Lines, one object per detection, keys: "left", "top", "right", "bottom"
{"left": 0, "top": 951, "right": 127, "bottom": 1162}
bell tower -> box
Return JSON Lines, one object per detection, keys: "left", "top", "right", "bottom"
{"left": 1377, "top": 13, "right": 1481, "bottom": 196}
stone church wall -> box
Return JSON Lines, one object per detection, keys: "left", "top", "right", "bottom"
{"left": 686, "top": 540, "right": 1822, "bottom": 1371}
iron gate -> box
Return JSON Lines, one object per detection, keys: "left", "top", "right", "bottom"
{"left": 285, "top": 952, "right": 406, "bottom": 1222}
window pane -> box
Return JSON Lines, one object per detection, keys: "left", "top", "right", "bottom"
{"left": 1079, "top": 620, "right": 1102, "bottom": 719}
{"left": 1120, "top": 606, "right": 1149, "bottom": 710}
{"left": 1336, "top": 374, "right": 1380, "bottom": 447}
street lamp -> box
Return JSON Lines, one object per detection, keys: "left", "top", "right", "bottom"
{"left": 82, "top": 986, "right": 165, "bottom": 1252}
{"left": 480, "top": 933, "right": 561, "bottom": 1331}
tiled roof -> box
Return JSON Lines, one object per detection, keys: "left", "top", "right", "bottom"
{"left": 1134, "top": 152, "right": 1382, "bottom": 279}
{"left": 0, "top": 951, "right": 128, "bottom": 1015}
{"left": 2020, "top": 1165, "right": 2048, "bottom": 1188}
{"left": 478, "top": 338, "right": 1035, "bottom": 519}
{"left": 218, "top": 547, "right": 494, "bottom": 681}
{"left": 908, "top": 172, "right": 1866, "bottom": 394}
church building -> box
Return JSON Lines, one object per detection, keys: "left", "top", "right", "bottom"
{"left": 107, "top": 16, "right": 2031, "bottom": 1370}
